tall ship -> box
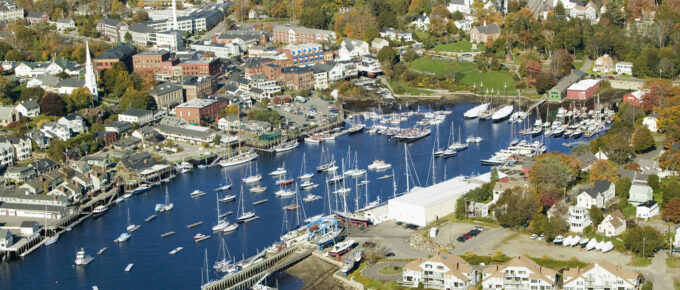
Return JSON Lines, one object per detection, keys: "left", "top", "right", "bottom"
{"left": 463, "top": 103, "right": 489, "bottom": 119}
{"left": 491, "top": 105, "right": 514, "bottom": 122}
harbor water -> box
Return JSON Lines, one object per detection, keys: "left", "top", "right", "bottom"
{"left": 2, "top": 103, "right": 595, "bottom": 289}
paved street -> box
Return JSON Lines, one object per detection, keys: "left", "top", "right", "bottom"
{"left": 361, "top": 261, "right": 408, "bottom": 282}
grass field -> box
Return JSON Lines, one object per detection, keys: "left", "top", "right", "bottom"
{"left": 390, "top": 80, "right": 432, "bottom": 95}
{"left": 409, "top": 58, "right": 518, "bottom": 95}
{"left": 434, "top": 40, "right": 485, "bottom": 52}
{"left": 378, "top": 265, "right": 403, "bottom": 275}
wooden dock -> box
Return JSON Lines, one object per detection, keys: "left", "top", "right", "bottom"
{"left": 145, "top": 215, "right": 157, "bottom": 222}
{"left": 186, "top": 222, "right": 203, "bottom": 228}
{"left": 253, "top": 199, "right": 268, "bottom": 205}
{"left": 161, "top": 231, "right": 175, "bottom": 238}
{"left": 201, "top": 245, "right": 311, "bottom": 290}
{"left": 218, "top": 211, "right": 232, "bottom": 218}
{"left": 97, "top": 247, "right": 108, "bottom": 255}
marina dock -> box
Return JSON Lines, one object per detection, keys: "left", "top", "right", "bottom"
{"left": 145, "top": 215, "right": 157, "bottom": 222}
{"left": 186, "top": 222, "right": 203, "bottom": 228}
{"left": 201, "top": 245, "right": 312, "bottom": 290}
{"left": 125, "top": 263, "right": 134, "bottom": 272}
{"left": 161, "top": 232, "right": 175, "bottom": 238}
{"left": 218, "top": 211, "right": 232, "bottom": 218}
{"left": 253, "top": 199, "right": 268, "bottom": 205}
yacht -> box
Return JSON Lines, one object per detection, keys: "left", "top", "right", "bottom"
{"left": 132, "top": 184, "right": 151, "bottom": 194}
{"left": 92, "top": 205, "right": 108, "bottom": 217}
{"left": 249, "top": 186, "right": 267, "bottom": 193}
{"left": 329, "top": 240, "right": 355, "bottom": 256}
{"left": 190, "top": 190, "right": 206, "bottom": 198}
{"left": 75, "top": 248, "right": 94, "bottom": 266}
{"left": 220, "top": 151, "right": 258, "bottom": 167}
{"left": 367, "top": 160, "right": 391, "bottom": 171}
{"left": 275, "top": 188, "right": 296, "bottom": 197}
{"left": 299, "top": 180, "right": 318, "bottom": 190}
{"left": 491, "top": 105, "right": 514, "bottom": 122}
{"left": 178, "top": 162, "right": 193, "bottom": 174}
{"left": 114, "top": 232, "right": 131, "bottom": 243}
{"left": 341, "top": 258, "right": 355, "bottom": 275}
{"left": 236, "top": 186, "right": 258, "bottom": 222}
{"left": 273, "top": 140, "right": 299, "bottom": 153}
{"left": 193, "top": 233, "right": 211, "bottom": 242}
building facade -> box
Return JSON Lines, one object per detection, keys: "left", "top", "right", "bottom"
{"left": 272, "top": 25, "right": 336, "bottom": 44}
{"left": 174, "top": 97, "right": 228, "bottom": 125}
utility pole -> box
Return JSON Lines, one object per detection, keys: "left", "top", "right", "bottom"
{"left": 643, "top": 236, "right": 646, "bottom": 260}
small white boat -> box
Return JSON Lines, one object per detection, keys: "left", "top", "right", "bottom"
{"left": 92, "top": 205, "right": 108, "bottom": 217}
{"left": 219, "top": 194, "right": 236, "bottom": 202}
{"left": 269, "top": 166, "right": 287, "bottom": 176}
{"left": 367, "top": 160, "right": 391, "bottom": 171}
{"left": 563, "top": 235, "right": 573, "bottom": 247}
{"left": 190, "top": 190, "right": 206, "bottom": 198}
{"left": 193, "top": 233, "right": 211, "bottom": 243}
{"left": 570, "top": 235, "right": 580, "bottom": 246}
{"left": 115, "top": 232, "right": 131, "bottom": 243}
{"left": 273, "top": 140, "right": 299, "bottom": 153}
{"left": 586, "top": 238, "right": 598, "bottom": 250}
{"left": 125, "top": 263, "right": 134, "bottom": 272}
{"left": 299, "top": 180, "right": 317, "bottom": 190}
{"left": 44, "top": 234, "right": 59, "bottom": 246}
{"left": 249, "top": 186, "right": 267, "bottom": 194}
{"left": 275, "top": 189, "right": 295, "bottom": 197}
{"left": 353, "top": 250, "right": 363, "bottom": 263}
{"left": 595, "top": 240, "right": 606, "bottom": 251}
{"left": 601, "top": 241, "right": 614, "bottom": 252}
{"left": 553, "top": 235, "right": 564, "bottom": 245}
{"left": 169, "top": 247, "right": 183, "bottom": 255}
{"left": 215, "top": 184, "right": 232, "bottom": 191}
{"left": 579, "top": 237, "right": 590, "bottom": 247}
{"left": 75, "top": 248, "right": 94, "bottom": 266}
{"left": 334, "top": 187, "right": 351, "bottom": 195}
{"left": 222, "top": 223, "right": 239, "bottom": 233}
{"left": 303, "top": 194, "right": 321, "bottom": 202}
{"left": 123, "top": 193, "right": 132, "bottom": 199}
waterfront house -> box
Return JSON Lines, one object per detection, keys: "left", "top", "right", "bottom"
{"left": 0, "top": 188, "right": 69, "bottom": 219}
{"left": 616, "top": 62, "right": 633, "bottom": 75}
{"left": 338, "top": 39, "right": 370, "bottom": 61}
{"left": 481, "top": 256, "right": 557, "bottom": 289}
{"left": 628, "top": 183, "right": 653, "bottom": 206}
{"left": 154, "top": 124, "right": 215, "bottom": 144}
{"left": 597, "top": 209, "right": 626, "bottom": 237}
{"left": 636, "top": 200, "right": 659, "bottom": 220}
{"left": 174, "top": 97, "right": 228, "bottom": 125}
{"left": 562, "top": 260, "right": 641, "bottom": 290}
{"left": 58, "top": 114, "right": 86, "bottom": 134}
{"left": 567, "top": 79, "right": 600, "bottom": 100}
{"left": 402, "top": 253, "right": 477, "bottom": 289}
{"left": 577, "top": 180, "right": 615, "bottom": 209}
{"left": 549, "top": 69, "right": 585, "bottom": 102}
{"left": 568, "top": 206, "right": 592, "bottom": 233}
{"left": 4, "top": 166, "right": 36, "bottom": 183}
{"left": 47, "top": 183, "right": 82, "bottom": 202}
{"left": 15, "top": 101, "right": 40, "bottom": 117}
{"left": 622, "top": 90, "right": 644, "bottom": 107}
{"left": 118, "top": 108, "right": 154, "bottom": 126}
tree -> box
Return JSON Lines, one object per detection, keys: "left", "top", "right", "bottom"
{"left": 531, "top": 213, "right": 549, "bottom": 234}
{"left": 615, "top": 177, "right": 632, "bottom": 199}
{"left": 535, "top": 71, "right": 556, "bottom": 94}
{"left": 662, "top": 197, "right": 680, "bottom": 223}
{"left": 603, "top": 135, "right": 633, "bottom": 164}
{"left": 4, "top": 49, "right": 24, "bottom": 61}
{"left": 570, "top": 143, "right": 592, "bottom": 157}
{"left": 539, "top": 187, "right": 563, "bottom": 208}
{"left": 589, "top": 159, "right": 619, "bottom": 183}
{"left": 494, "top": 188, "right": 541, "bottom": 228}
{"left": 377, "top": 47, "right": 398, "bottom": 65}
{"left": 225, "top": 104, "right": 239, "bottom": 115}
{"left": 47, "top": 139, "right": 66, "bottom": 162}
{"left": 529, "top": 153, "right": 580, "bottom": 189}
{"left": 631, "top": 126, "right": 655, "bottom": 153}
{"left": 69, "top": 87, "right": 93, "bottom": 109}
{"left": 19, "top": 87, "right": 44, "bottom": 102}
{"left": 403, "top": 49, "right": 418, "bottom": 63}
{"left": 120, "top": 88, "right": 156, "bottom": 111}
{"left": 589, "top": 206, "right": 604, "bottom": 226}
{"left": 647, "top": 174, "right": 659, "bottom": 192}
{"left": 131, "top": 10, "right": 149, "bottom": 23}
{"left": 124, "top": 32, "right": 132, "bottom": 43}
{"left": 624, "top": 226, "right": 664, "bottom": 258}
{"left": 660, "top": 176, "right": 680, "bottom": 205}
{"left": 641, "top": 79, "right": 677, "bottom": 113}
{"left": 549, "top": 49, "right": 573, "bottom": 78}
{"left": 40, "top": 93, "right": 66, "bottom": 116}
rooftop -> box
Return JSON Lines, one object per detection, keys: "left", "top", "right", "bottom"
{"left": 568, "top": 79, "right": 600, "bottom": 91}
{"left": 176, "top": 97, "right": 224, "bottom": 109}
{"left": 121, "top": 108, "right": 152, "bottom": 117}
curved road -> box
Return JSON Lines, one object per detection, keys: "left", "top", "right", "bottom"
{"left": 362, "top": 261, "right": 408, "bottom": 281}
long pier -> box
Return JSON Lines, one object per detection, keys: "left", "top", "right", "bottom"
{"left": 201, "top": 245, "right": 312, "bottom": 290}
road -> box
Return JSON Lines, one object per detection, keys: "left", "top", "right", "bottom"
{"left": 346, "top": 221, "right": 431, "bottom": 259}
{"left": 361, "top": 261, "right": 408, "bottom": 281}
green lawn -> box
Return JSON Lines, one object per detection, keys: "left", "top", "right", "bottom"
{"left": 378, "top": 265, "right": 402, "bottom": 275}
{"left": 434, "top": 40, "right": 485, "bottom": 52}
{"left": 409, "top": 58, "right": 518, "bottom": 95}
{"left": 573, "top": 59, "right": 585, "bottom": 70}
{"left": 621, "top": 203, "right": 637, "bottom": 217}
{"left": 390, "top": 80, "right": 432, "bottom": 95}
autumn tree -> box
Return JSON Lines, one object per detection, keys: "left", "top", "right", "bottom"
{"left": 120, "top": 88, "right": 156, "bottom": 111}
{"left": 658, "top": 96, "right": 680, "bottom": 145}
{"left": 334, "top": 9, "right": 379, "bottom": 41}
{"left": 624, "top": 226, "right": 664, "bottom": 258}
{"left": 641, "top": 79, "right": 678, "bottom": 113}
{"left": 589, "top": 206, "right": 604, "bottom": 226}
{"left": 494, "top": 188, "right": 541, "bottom": 228}
{"left": 550, "top": 49, "right": 573, "bottom": 78}
{"left": 377, "top": 47, "right": 398, "bottom": 65}
{"left": 69, "top": 87, "right": 93, "bottom": 110}
{"left": 659, "top": 149, "right": 680, "bottom": 173}
{"left": 589, "top": 159, "right": 619, "bottom": 183}
{"left": 662, "top": 197, "right": 680, "bottom": 223}
{"left": 631, "top": 126, "right": 655, "bottom": 153}
{"left": 603, "top": 135, "right": 634, "bottom": 164}
{"left": 625, "top": 0, "right": 655, "bottom": 21}
{"left": 529, "top": 153, "right": 581, "bottom": 190}
{"left": 40, "top": 93, "right": 66, "bottom": 116}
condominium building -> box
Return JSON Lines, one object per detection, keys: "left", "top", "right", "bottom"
{"left": 402, "top": 253, "right": 477, "bottom": 289}
{"left": 481, "top": 256, "right": 557, "bottom": 289}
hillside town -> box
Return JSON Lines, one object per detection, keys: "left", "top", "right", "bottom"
{"left": 0, "top": 0, "right": 678, "bottom": 289}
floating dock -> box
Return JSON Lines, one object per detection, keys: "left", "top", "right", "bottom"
{"left": 125, "top": 263, "right": 134, "bottom": 272}
{"left": 186, "top": 222, "right": 203, "bottom": 228}
{"left": 218, "top": 211, "right": 232, "bottom": 218}
{"left": 145, "top": 215, "right": 157, "bottom": 222}
{"left": 97, "top": 247, "right": 108, "bottom": 255}
{"left": 161, "top": 231, "right": 175, "bottom": 238}
{"left": 253, "top": 199, "right": 268, "bottom": 205}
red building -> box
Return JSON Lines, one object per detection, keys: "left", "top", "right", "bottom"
{"left": 133, "top": 51, "right": 171, "bottom": 74}
{"left": 174, "top": 97, "right": 228, "bottom": 125}
{"left": 623, "top": 90, "right": 644, "bottom": 107}
{"left": 566, "top": 79, "right": 600, "bottom": 100}
{"left": 178, "top": 59, "right": 221, "bottom": 77}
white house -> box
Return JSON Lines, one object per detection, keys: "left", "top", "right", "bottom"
{"left": 636, "top": 200, "right": 659, "bottom": 220}
{"left": 597, "top": 209, "right": 626, "bottom": 237}
{"left": 481, "top": 256, "right": 557, "bottom": 290}
{"left": 40, "top": 122, "right": 71, "bottom": 141}
{"left": 563, "top": 260, "right": 641, "bottom": 290}
{"left": 338, "top": 39, "right": 370, "bottom": 61}
{"left": 616, "top": 62, "right": 633, "bottom": 75}
{"left": 628, "top": 183, "right": 653, "bottom": 205}
{"left": 0, "top": 141, "right": 15, "bottom": 167}
{"left": 447, "top": 0, "right": 472, "bottom": 14}
{"left": 577, "top": 180, "right": 615, "bottom": 209}
{"left": 58, "top": 114, "right": 86, "bottom": 134}
{"left": 55, "top": 18, "right": 76, "bottom": 31}
{"left": 379, "top": 27, "right": 413, "bottom": 42}
{"left": 15, "top": 101, "right": 40, "bottom": 117}
{"left": 371, "top": 38, "right": 390, "bottom": 52}
{"left": 410, "top": 13, "right": 431, "bottom": 30}
{"left": 8, "top": 136, "right": 31, "bottom": 160}
{"left": 402, "top": 253, "right": 477, "bottom": 289}
{"left": 569, "top": 2, "right": 597, "bottom": 20}
{"left": 568, "top": 206, "right": 592, "bottom": 233}
{"left": 54, "top": 78, "right": 86, "bottom": 95}
{"left": 643, "top": 116, "right": 657, "bottom": 133}
{"left": 674, "top": 227, "right": 680, "bottom": 248}
{"left": 118, "top": 108, "right": 154, "bottom": 126}
{"left": 454, "top": 19, "right": 473, "bottom": 31}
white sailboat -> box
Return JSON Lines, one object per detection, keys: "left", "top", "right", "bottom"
{"left": 236, "top": 185, "right": 257, "bottom": 222}
{"left": 126, "top": 208, "right": 140, "bottom": 232}
{"left": 156, "top": 187, "right": 174, "bottom": 212}
{"left": 298, "top": 153, "right": 314, "bottom": 180}
{"left": 214, "top": 236, "right": 235, "bottom": 273}
{"left": 212, "top": 194, "right": 232, "bottom": 232}
{"left": 242, "top": 163, "right": 262, "bottom": 184}
{"left": 214, "top": 172, "right": 233, "bottom": 191}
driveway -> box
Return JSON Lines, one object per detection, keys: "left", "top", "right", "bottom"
{"left": 362, "top": 261, "right": 408, "bottom": 281}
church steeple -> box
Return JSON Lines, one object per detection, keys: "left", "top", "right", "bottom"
{"left": 84, "top": 41, "right": 98, "bottom": 102}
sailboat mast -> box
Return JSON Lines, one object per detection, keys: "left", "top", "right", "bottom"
{"left": 404, "top": 144, "right": 410, "bottom": 192}
{"left": 354, "top": 178, "right": 359, "bottom": 212}
{"left": 431, "top": 147, "right": 436, "bottom": 185}
{"left": 392, "top": 169, "right": 397, "bottom": 198}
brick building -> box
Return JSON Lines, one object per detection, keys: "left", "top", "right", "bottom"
{"left": 180, "top": 76, "right": 215, "bottom": 101}
{"left": 133, "top": 51, "right": 171, "bottom": 75}
{"left": 150, "top": 83, "right": 184, "bottom": 111}
{"left": 174, "top": 97, "right": 228, "bottom": 125}
{"left": 178, "top": 58, "right": 221, "bottom": 77}
{"left": 26, "top": 12, "right": 49, "bottom": 24}
{"left": 272, "top": 25, "right": 336, "bottom": 44}
{"left": 264, "top": 65, "right": 314, "bottom": 91}
{"left": 94, "top": 43, "right": 136, "bottom": 72}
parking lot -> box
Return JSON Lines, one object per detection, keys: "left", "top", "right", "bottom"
{"left": 272, "top": 97, "right": 339, "bottom": 130}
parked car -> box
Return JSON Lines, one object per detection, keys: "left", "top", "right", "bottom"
{"left": 457, "top": 236, "right": 468, "bottom": 242}
{"left": 474, "top": 226, "right": 484, "bottom": 232}
{"left": 538, "top": 234, "right": 545, "bottom": 240}
{"left": 405, "top": 224, "right": 419, "bottom": 230}
{"left": 384, "top": 252, "right": 395, "bottom": 257}
{"left": 530, "top": 234, "right": 538, "bottom": 240}
{"left": 467, "top": 230, "right": 479, "bottom": 237}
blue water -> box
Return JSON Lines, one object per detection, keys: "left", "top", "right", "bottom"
{"left": 3, "top": 104, "right": 590, "bottom": 289}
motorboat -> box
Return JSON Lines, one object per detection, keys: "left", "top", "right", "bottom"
{"left": 193, "top": 233, "right": 211, "bottom": 242}
{"left": 273, "top": 140, "right": 299, "bottom": 153}
{"left": 215, "top": 184, "right": 232, "bottom": 191}
{"left": 219, "top": 194, "right": 236, "bottom": 202}
{"left": 579, "top": 237, "right": 590, "bottom": 247}
{"left": 250, "top": 186, "right": 267, "bottom": 193}
{"left": 553, "top": 235, "right": 564, "bottom": 245}
{"left": 299, "top": 180, "right": 318, "bottom": 190}
{"left": 92, "top": 205, "right": 108, "bottom": 217}
{"left": 491, "top": 105, "right": 514, "bottom": 122}
{"left": 269, "top": 167, "right": 287, "bottom": 176}
{"left": 45, "top": 234, "right": 59, "bottom": 246}
{"left": 595, "top": 240, "right": 606, "bottom": 251}
{"left": 303, "top": 194, "right": 321, "bottom": 202}
{"left": 367, "top": 160, "right": 391, "bottom": 171}
{"left": 132, "top": 184, "right": 151, "bottom": 194}
{"left": 329, "top": 240, "right": 355, "bottom": 256}
{"left": 586, "top": 238, "right": 598, "bottom": 250}
{"left": 114, "top": 232, "right": 131, "bottom": 243}
{"left": 341, "top": 258, "right": 355, "bottom": 275}
{"left": 275, "top": 189, "right": 296, "bottom": 197}
{"left": 563, "top": 236, "right": 573, "bottom": 247}
{"left": 178, "top": 161, "right": 193, "bottom": 174}
{"left": 283, "top": 202, "right": 299, "bottom": 211}
{"left": 570, "top": 235, "right": 580, "bottom": 247}
{"left": 275, "top": 177, "right": 294, "bottom": 186}
{"left": 601, "top": 241, "right": 614, "bottom": 252}
{"left": 190, "top": 190, "right": 206, "bottom": 198}
{"left": 75, "top": 248, "right": 94, "bottom": 266}
{"left": 123, "top": 193, "right": 133, "bottom": 199}
{"left": 344, "top": 169, "right": 366, "bottom": 178}
{"left": 304, "top": 136, "right": 323, "bottom": 143}
{"left": 464, "top": 103, "right": 489, "bottom": 119}
{"left": 354, "top": 250, "right": 363, "bottom": 263}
